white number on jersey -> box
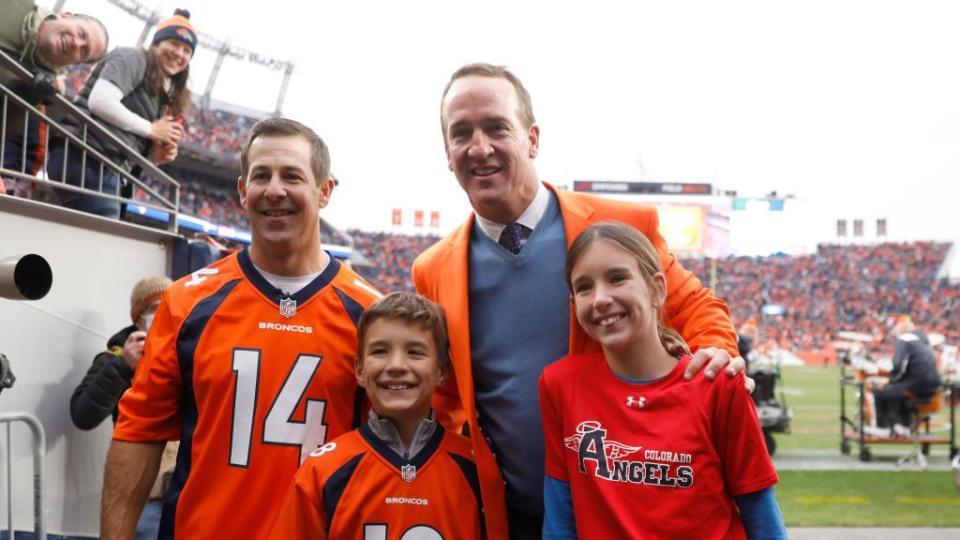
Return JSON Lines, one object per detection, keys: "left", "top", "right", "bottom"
{"left": 364, "top": 524, "right": 443, "bottom": 540}
{"left": 230, "top": 350, "right": 328, "bottom": 466}
{"left": 184, "top": 268, "right": 219, "bottom": 287}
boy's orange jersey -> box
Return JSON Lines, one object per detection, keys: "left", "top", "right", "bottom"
{"left": 270, "top": 425, "right": 485, "bottom": 540}
{"left": 114, "top": 250, "right": 381, "bottom": 539}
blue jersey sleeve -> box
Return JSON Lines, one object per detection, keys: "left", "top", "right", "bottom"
{"left": 543, "top": 475, "right": 577, "bottom": 539}
{"left": 735, "top": 486, "right": 787, "bottom": 539}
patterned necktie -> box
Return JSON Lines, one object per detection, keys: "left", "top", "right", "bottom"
{"left": 498, "top": 223, "right": 526, "bottom": 255}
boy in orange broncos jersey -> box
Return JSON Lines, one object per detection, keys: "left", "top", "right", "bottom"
{"left": 270, "top": 292, "right": 495, "bottom": 539}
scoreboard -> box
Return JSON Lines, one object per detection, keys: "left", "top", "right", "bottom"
{"left": 573, "top": 180, "right": 712, "bottom": 196}
{"left": 572, "top": 180, "right": 729, "bottom": 257}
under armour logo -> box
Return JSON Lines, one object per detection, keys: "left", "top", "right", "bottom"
{"left": 625, "top": 396, "right": 646, "bottom": 409}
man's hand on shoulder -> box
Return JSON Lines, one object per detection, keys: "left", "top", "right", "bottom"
{"left": 684, "top": 347, "right": 755, "bottom": 393}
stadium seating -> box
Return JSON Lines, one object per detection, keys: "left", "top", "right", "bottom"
{"left": 349, "top": 233, "right": 959, "bottom": 355}
{"left": 348, "top": 230, "right": 439, "bottom": 292}
{"left": 682, "top": 242, "right": 960, "bottom": 352}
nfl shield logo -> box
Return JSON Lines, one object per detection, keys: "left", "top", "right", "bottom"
{"left": 279, "top": 297, "right": 297, "bottom": 318}
{"left": 401, "top": 464, "right": 417, "bottom": 483}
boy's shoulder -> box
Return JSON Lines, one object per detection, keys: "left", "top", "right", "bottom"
{"left": 440, "top": 428, "right": 476, "bottom": 461}
{"left": 330, "top": 261, "right": 383, "bottom": 309}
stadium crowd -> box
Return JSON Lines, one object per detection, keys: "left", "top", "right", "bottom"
{"left": 349, "top": 232, "right": 960, "bottom": 354}
{"left": 685, "top": 242, "right": 960, "bottom": 351}
{"left": 10, "top": 44, "right": 960, "bottom": 358}
{"left": 133, "top": 172, "right": 249, "bottom": 230}
{"left": 348, "top": 229, "right": 439, "bottom": 291}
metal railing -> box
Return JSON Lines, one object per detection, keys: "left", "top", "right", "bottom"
{"left": 0, "top": 412, "right": 46, "bottom": 540}
{"left": 0, "top": 48, "right": 179, "bottom": 232}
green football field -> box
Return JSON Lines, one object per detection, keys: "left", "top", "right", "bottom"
{"left": 768, "top": 365, "right": 960, "bottom": 526}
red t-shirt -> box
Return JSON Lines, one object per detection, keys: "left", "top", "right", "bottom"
{"left": 114, "top": 250, "right": 380, "bottom": 539}
{"left": 269, "top": 425, "right": 486, "bottom": 539}
{"left": 539, "top": 353, "right": 778, "bottom": 540}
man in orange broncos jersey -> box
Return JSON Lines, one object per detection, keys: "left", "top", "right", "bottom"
{"left": 269, "top": 292, "right": 500, "bottom": 539}
{"left": 100, "top": 118, "right": 382, "bottom": 539}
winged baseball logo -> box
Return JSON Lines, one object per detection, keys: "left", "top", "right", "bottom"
{"left": 563, "top": 420, "right": 642, "bottom": 459}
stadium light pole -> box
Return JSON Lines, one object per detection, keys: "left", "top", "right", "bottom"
{"left": 136, "top": 8, "right": 161, "bottom": 48}
{"left": 274, "top": 61, "right": 295, "bottom": 117}
{"left": 203, "top": 40, "right": 233, "bottom": 111}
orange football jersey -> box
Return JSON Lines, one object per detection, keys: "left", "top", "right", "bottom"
{"left": 114, "top": 250, "right": 381, "bottom": 539}
{"left": 269, "top": 424, "right": 485, "bottom": 539}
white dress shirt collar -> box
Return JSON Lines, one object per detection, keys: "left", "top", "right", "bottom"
{"left": 474, "top": 182, "right": 550, "bottom": 242}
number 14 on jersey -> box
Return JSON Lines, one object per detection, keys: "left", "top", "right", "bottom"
{"left": 230, "top": 349, "right": 328, "bottom": 466}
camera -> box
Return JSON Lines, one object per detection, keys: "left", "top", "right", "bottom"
{"left": 0, "top": 253, "right": 52, "bottom": 300}
{"left": 0, "top": 254, "right": 52, "bottom": 395}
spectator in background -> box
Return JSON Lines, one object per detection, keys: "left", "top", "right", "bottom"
{"left": 69, "top": 276, "right": 176, "bottom": 540}
{"left": 1, "top": 1, "right": 108, "bottom": 193}
{"left": 864, "top": 316, "right": 942, "bottom": 438}
{"left": 0, "top": 3, "right": 108, "bottom": 73}
{"left": 46, "top": 9, "right": 196, "bottom": 218}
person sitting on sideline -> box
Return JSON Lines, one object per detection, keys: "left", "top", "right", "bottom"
{"left": 864, "top": 316, "right": 942, "bottom": 438}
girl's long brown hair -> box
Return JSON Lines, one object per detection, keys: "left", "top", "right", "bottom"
{"left": 566, "top": 221, "right": 690, "bottom": 356}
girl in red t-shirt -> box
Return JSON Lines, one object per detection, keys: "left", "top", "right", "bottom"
{"left": 539, "top": 221, "right": 786, "bottom": 539}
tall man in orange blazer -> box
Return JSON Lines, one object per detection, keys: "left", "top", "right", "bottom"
{"left": 413, "top": 63, "right": 743, "bottom": 539}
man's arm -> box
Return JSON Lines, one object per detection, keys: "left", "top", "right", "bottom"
{"left": 638, "top": 209, "right": 745, "bottom": 380}
{"left": 888, "top": 338, "right": 911, "bottom": 382}
{"left": 69, "top": 352, "right": 133, "bottom": 430}
{"left": 412, "top": 255, "right": 468, "bottom": 431}
{"left": 101, "top": 440, "right": 164, "bottom": 540}
{"left": 632, "top": 207, "right": 736, "bottom": 353}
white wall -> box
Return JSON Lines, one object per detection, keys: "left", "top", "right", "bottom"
{"left": 0, "top": 196, "right": 173, "bottom": 536}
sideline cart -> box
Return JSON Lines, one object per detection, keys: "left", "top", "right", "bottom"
{"left": 838, "top": 334, "right": 958, "bottom": 462}
{"left": 749, "top": 354, "right": 792, "bottom": 456}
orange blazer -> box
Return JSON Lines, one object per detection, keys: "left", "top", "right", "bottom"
{"left": 412, "top": 183, "right": 737, "bottom": 537}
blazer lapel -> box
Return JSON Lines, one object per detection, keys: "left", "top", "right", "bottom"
{"left": 549, "top": 183, "right": 599, "bottom": 355}
{"left": 437, "top": 214, "right": 476, "bottom": 418}
{"left": 550, "top": 182, "right": 593, "bottom": 248}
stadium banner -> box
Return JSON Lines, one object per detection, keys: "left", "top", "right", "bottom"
{"left": 430, "top": 211, "right": 440, "bottom": 228}
{"left": 392, "top": 208, "right": 402, "bottom": 226}
{"left": 414, "top": 210, "right": 424, "bottom": 228}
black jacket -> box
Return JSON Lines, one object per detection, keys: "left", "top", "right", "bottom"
{"left": 889, "top": 330, "right": 942, "bottom": 397}
{"left": 70, "top": 325, "right": 138, "bottom": 430}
